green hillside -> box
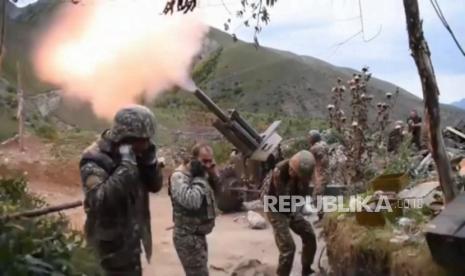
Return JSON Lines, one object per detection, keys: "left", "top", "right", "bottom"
{"left": 0, "top": 1, "right": 464, "bottom": 143}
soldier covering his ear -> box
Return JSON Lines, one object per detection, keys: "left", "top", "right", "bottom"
{"left": 80, "top": 105, "right": 163, "bottom": 276}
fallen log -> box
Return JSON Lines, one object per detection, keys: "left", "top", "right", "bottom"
{"left": 0, "top": 200, "right": 83, "bottom": 221}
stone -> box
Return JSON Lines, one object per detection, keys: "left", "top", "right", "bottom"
{"left": 230, "top": 259, "right": 275, "bottom": 276}
{"left": 247, "top": 211, "right": 267, "bottom": 230}
{"left": 242, "top": 200, "right": 263, "bottom": 211}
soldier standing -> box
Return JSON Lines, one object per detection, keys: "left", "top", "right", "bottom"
{"left": 265, "top": 150, "right": 317, "bottom": 276}
{"left": 79, "top": 105, "right": 164, "bottom": 276}
{"left": 407, "top": 109, "right": 423, "bottom": 150}
{"left": 308, "top": 130, "right": 330, "bottom": 198}
{"left": 169, "top": 143, "right": 219, "bottom": 276}
{"left": 387, "top": 121, "right": 405, "bottom": 152}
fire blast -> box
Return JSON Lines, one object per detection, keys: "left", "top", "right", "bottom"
{"left": 34, "top": 0, "right": 207, "bottom": 119}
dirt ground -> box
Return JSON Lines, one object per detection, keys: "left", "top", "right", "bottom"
{"left": 0, "top": 136, "right": 327, "bottom": 275}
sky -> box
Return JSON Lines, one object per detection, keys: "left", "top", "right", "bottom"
{"left": 13, "top": 0, "right": 465, "bottom": 103}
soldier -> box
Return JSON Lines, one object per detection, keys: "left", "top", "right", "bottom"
{"left": 169, "top": 143, "right": 219, "bottom": 276}
{"left": 308, "top": 130, "right": 330, "bottom": 198}
{"left": 79, "top": 105, "right": 164, "bottom": 276}
{"left": 387, "top": 121, "right": 405, "bottom": 152}
{"left": 407, "top": 109, "right": 423, "bottom": 150}
{"left": 265, "top": 150, "right": 317, "bottom": 276}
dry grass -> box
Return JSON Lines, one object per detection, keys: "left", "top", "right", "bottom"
{"left": 323, "top": 213, "right": 446, "bottom": 276}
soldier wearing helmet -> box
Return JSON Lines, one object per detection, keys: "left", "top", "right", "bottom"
{"left": 387, "top": 121, "right": 406, "bottom": 152}
{"left": 79, "top": 105, "right": 164, "bottom": 276}
{"left": 264, "top": 150, "right": 317, "bottom": 276}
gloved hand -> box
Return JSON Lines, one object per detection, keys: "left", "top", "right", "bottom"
{"left": 138, "top": 143, "right": 157, "bottom": 166}
{"left": 119, "top": 144, "right": 137, "bottom": 165}
{"left": 157, "top": 157, "right": 166, "bottom": 168}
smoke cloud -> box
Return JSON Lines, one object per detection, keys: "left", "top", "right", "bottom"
{"left": 34, "top": 0, "right": 207, "bottom": 119}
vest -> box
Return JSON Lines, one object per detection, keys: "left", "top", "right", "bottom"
{"left": 169, "top": 170, "right": 216, "bottom": 235}
{"left": 79, "top": 135, "right": 153, "bottom": 260}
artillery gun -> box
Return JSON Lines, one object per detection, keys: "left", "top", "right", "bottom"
{"left": 193, "top": 89, "right": 283, "bottom": 212}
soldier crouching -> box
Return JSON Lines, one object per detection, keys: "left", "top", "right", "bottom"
{"left": 264, "top": 150, "right": 317, "bottom": 276}
{"left": 79, "top": 105, "right": 163, "bottom": 276}
{"left": 169, "top": 143, "right": 220, "bottom": 276}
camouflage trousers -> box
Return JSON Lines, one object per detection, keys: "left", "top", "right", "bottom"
{"left": 267, "top": 212, "right": 317, "bottom": 276}
{"left": 96, "top": 239, "right": 142, "bottom": 276}
{"left": 173, "top": 227, "right": 209, "bottom": 276}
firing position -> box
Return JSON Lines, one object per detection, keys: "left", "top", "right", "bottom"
{"left": 79, "top": 105, "right": 163, "bottom": 275}
{"left": 264, "top": 150, "right": 317, "bottom": 276}
{"left": 169, "top": 143, "right": 220, "bottom": 276}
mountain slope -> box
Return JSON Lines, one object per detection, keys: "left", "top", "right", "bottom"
{"left": 200, "top": 29, "right": 465, "bottom": 124}
{"left": 1, "top": 1, "right": 464, "bottom": 142}
{"left": 452, "top": 98, "right": 465, "bottom": 110}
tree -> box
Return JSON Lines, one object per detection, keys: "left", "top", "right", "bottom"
{"left": 402, "top": 0, "right": 457, "bottom": 203}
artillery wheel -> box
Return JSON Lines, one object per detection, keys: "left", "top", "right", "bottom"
{"left": 216, "top": 166, "right": 243, "bottom": 213}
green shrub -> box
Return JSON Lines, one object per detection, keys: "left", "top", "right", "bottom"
{"left": 4, "top": 93, "right": 17, "bottom": 108}
{"left": 34, "top": 123, "right": 59, "bottom": 141}
{"left": 384, "top": 136, "right": 414, "bottom": 174}
{"left": 0, "top": 174, "right": 102, "bottom": 275}
{"left": 192, "top": 48, "right": 223, "bottom": 85}
{"left": 211, "top": 141, "right": 232, "bottom": 165}
{"left": 233, "top": 86, "right": 243, "bottom": 95}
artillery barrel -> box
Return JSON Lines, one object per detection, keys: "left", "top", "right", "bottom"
{"left": 194, "top": 89, "right": 230, "bottom": 122}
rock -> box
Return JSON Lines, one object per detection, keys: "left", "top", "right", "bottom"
{"left": 230, "top": 259, "right": 275, "bottom": 276}
{"left": 242, "top": 200, "right": 263, "bottom": 211}
{"left": 398, "top": 217, "right": 415, "bottom": 233}
{"left": 390, "top": 234, "right": 409, "bottom": 245}
{"left": 247, "top": 211, "right": 267, "bottom": 230}
{"left": 398, "top": 181, "right": 441, "bottom": 208}
{"left": 31, "top": 90, "right": 62, "bottom": 117}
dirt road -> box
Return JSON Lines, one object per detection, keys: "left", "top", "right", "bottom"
{"left": 1, "top": 137, "right": 326, "bottom": 275}
{"left": 28, "top": 180, "right": 330, "bottom": 275}
{"left": 31, "top": 183, "right": 298, "bottom": 275}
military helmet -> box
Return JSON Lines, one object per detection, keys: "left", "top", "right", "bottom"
{"left": 290, "top": 150, "right": 315, "bottom": 178}
{"left": 308, "top": 129, "right": 321, "bottom": 142}
{"left": 108, "top": 105, "right": 156, "bottom": 142}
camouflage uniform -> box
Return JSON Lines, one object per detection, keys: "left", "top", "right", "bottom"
{"left": 169, "top": 166, "right": 217, "bottom": 276}
{"left": 80, "top": 106, "right": 163, "bottom": 276}
{"left": 265, "top": 158, "right": 317, "bottom": 276}
{"left": 387, "top": 122, "right": 405, "bottom": 152}
{"left": 310, "top": 140, "right": 330, "bottom": 198}
{"left": 407, "top": 115, "right": 422, "bottom": 150}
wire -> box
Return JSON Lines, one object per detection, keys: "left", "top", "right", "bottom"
{"left": 429, "top": 0, "right": 465, "bottom": 56}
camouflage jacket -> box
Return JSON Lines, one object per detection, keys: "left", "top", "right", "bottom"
{"left": 310, "top": 141, "right": 330, "bottom": 197}
{"left": 266, "top": 159, "right": 311, "bottom": 197}
{"left": 169, "top": 166, "right": 216, "bottom": 235}
{"left": 79, "top": 131, "right": 163, "bottom": 262}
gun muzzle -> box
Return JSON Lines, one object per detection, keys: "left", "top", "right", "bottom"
{"left": 194, "top": 89, "right": 229, "bottom": 122}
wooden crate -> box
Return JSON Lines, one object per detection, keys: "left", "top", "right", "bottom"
{"left": 371, "top": 173, "right": 409, "bottom": 193}
{"left": 355, "top": 198, "right": 403, "bottom": 227}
